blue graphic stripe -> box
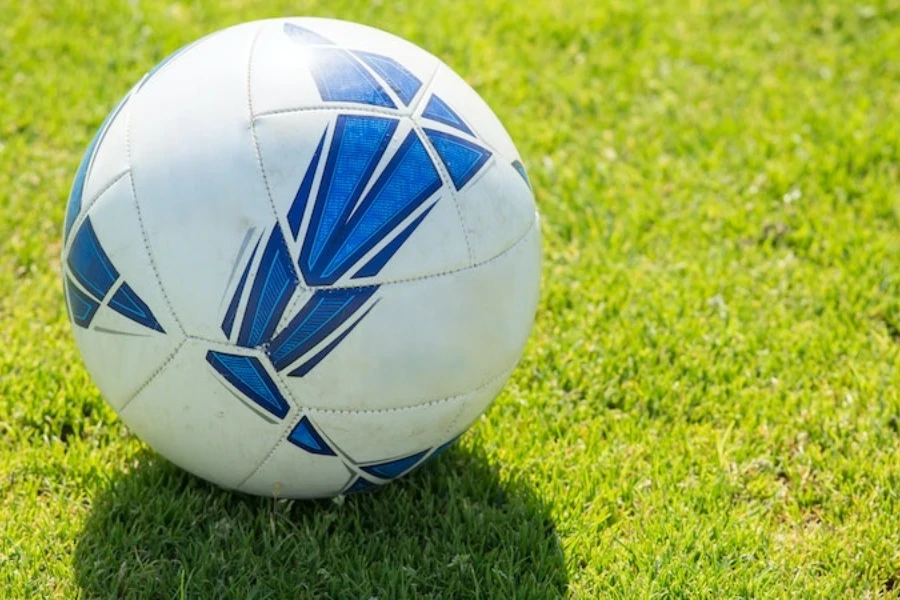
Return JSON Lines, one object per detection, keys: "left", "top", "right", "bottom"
{"left": 237, "top": 228, "right": 298, "bottom": 348}
{"left": 287, "top": 129, "right": 327, "bottom": 239}
{"left": 283, "top": 23, "right": 334, "bottom": 45}
{"left": 421, "top": 94, "right": 473, "bottom": 135}
{"left": 308, "top": 48, "right": 396, "bottom": 108}
{"left": 206, "top": 351, "right": 290, "bottom": 419}
{"left": 424, "top": 128, "right": 492, "bottom": 190}
{"left": 353, "top": 51, "right": 422, "bottom": 105}
{"left": 67, "top": 217, "right": 120, "bottom": 300}
{"left": 353, "top": 202, "right": 437, "bottom": 279}
{"left": 267, "top": 286, "right": 377, "bottom": 371}
{"left": 512, "top": 159, "right": 532, "bottom": 190}
{"left": 109, "top": 282, "right": 164, "bottom": 332}
{"left": 64, "top": 92, "right": 131, "bottom": 242}
{"left": 287, "top": 416, "right": 336, "bottom": 455}
{"left": 65, "top": 276, "right": 99, "bottom": 328}
{"left": 289, "top": 302, "right": 377, "bottom": 377}
{"left": 319, "top": 131, "right": 442, "bottom": 281}
{"left": 222, "top": 237, "right": 260, "bottom": 339}
{"left": 301, "top": 115, "right": 398, "bottom": 274}
{"left": 361, "top": 449, "right": 429, "bottom": 480}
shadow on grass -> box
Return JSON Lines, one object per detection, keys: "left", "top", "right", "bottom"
{"left": 74, "top": 444, "right": 566, "bottom": 599}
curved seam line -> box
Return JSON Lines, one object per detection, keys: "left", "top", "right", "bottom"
{"left": 125, "top": 98, "right": 186, "bottom": 336}
{"left": 305, "top": 363, "right": 516, "bottom": 415}
{"left": 246, "top": 23, "right": 303, "bottom": 291}
{"left": 270, "top": 288, "right": 309, "bottom": 338}
{"left": 235, "top": 366, "right": 307, "bottom": 490}
{"left": 237, "top": 362, "right": 516, "bottom": 490}
{"left": 176, "top": 217, "right": 537, "bottom": 350}
{"left": 176, "top": 216, "right": 536, "bottom": 351}
{"left": 320, "top": 214, "right": 536, "bottom": 290}
{"left": 414, "top": 119, "right": 473, "bottom": 265}
{"left": 63, "top": 169, "right": 131, "bottom": 255}
{"left": 253, "top": 104, "right": 403, "bottom": 120}
{"left": 410, "top": 70, "right": 473, "bottom": 265}
{"left": 117, "top": 338, "right": 186, "bottom": 413}
{"left": 407, "top": 61, "right": 441, "bottom": 115}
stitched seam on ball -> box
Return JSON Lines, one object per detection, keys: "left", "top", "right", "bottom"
{"left": 320, "top": 214, "right": 536, "bottom": 290}
{"left": 235, "top": 363, "right": 516, "bottom": 491}
{"left": 411, "top": 78, "right": 474, "bottom": 266}
{"left": 124, "top": 103, "right": 186, "bottom": 336}
{"left": 245, "top": 22, "right": 306, "bottom": 291}
{"left": 234, "top": 367, "right": 306, "bottom": 491}
{"left": 176, "top": 215, "right": 537, "bottom": 351}
{"left": 253, "top": 104, "right": 403, "bottom": 120}
{"left": 251, "top": 60, "right": 441, "bottom": 121}
{"left": 235, "top": 372, "right": 304, "bottom": 490}
{"left": 408, "top": 61, "right": 442, "bottom": 116}
{"left": 117, "top": 338, "right": 187, "bottom": 413}
{"left": 63, "top": 169, "right": 131, "bottom": 256}
{"left": 304, "top": 364, "right": 516, "bottom": 415}
{"left": 272, "top": 290, "right": 310, "bottom": 338}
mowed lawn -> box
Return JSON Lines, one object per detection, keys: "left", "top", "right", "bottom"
{"left": 2, "top": 0, "right": 899, "bottom": 597}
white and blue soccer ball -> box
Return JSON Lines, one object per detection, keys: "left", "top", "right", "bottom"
{"left": 61, "top": 18, "right": 540, "bottom": 498}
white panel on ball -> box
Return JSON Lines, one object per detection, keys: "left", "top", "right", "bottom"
{"left": 453, "top": 159, "right": 537, "bottom": 264}
{"left": 278, "top": 224, "right": 541, "bottom": 413}
{"left": 128, "top": 22, "right": 276, "bottom": 342}
{"left": 75, "top": 94, "right": 134, "bottom": 223}
{"left": 238, "top": 435, "right": 354, "bottom": 498}
{"left": 307, "top": 370, "right": 511, "bottom": 464}
{"left": 119, "top": 339, "right": 292, "bottom": 489}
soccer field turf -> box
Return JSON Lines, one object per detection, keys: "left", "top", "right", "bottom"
{"left": 2, "top": 0, "right": 899, "bottom": 597}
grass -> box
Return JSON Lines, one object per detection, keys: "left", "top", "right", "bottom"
{"left": 1, "top": 0, "right": 899, "bottom": 597}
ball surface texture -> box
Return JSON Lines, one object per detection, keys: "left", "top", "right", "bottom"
{"left": 62, "top": 18, "right": 540, "bottom": 497}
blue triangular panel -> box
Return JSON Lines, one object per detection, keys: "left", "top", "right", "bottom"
{"left": 237, "top": 228, "right": 298, "bottom": 348}
{"left": 300, "top": 115, "right": 398, "bottom": 279}
{"left": 424, "top": 128, "right": 492, "bottom": 190}
{"left": 287, "top": 416, "right": 336, "bottom": 455}
{"left": 421, "top": 95, "right": 473, "bottom": 135}
{"left": 267, "top": 286, "right": 377, "bottom": 371}
{"left": 320, "top": 131, "right": 442, "bottom": 280}
{"left": 361, "top": 449, "right": 430, "bottom": 480}
{"left": 283, "top": 23, "right": 333, "bottom": 45}
{"left": 206, "top": 351, "right": 290, "bottom": 419}
{"left": 67, "top": 217, "right": 120, "bottom": 300}
{"left": 308, "top": 48, "right": 396, "bottom": 108}
{"left": 109, "top": 282, "right": 164, "bottom": 333}
{"left": 345, "top": 477, "right": 379, "bottom": 494}
{"left": 65, "top": 276, "right": 99, "bottom": 328}
{"left": 353, "top": 51, "right": 422, "bottom": 105}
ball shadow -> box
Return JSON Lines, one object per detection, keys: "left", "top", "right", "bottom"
{"left": 74, "top": 444, "right": 567, "bottom": 599}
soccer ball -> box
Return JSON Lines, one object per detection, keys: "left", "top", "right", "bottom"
{"left": 61, "top": 18, "right": 540, "bottom": 498}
